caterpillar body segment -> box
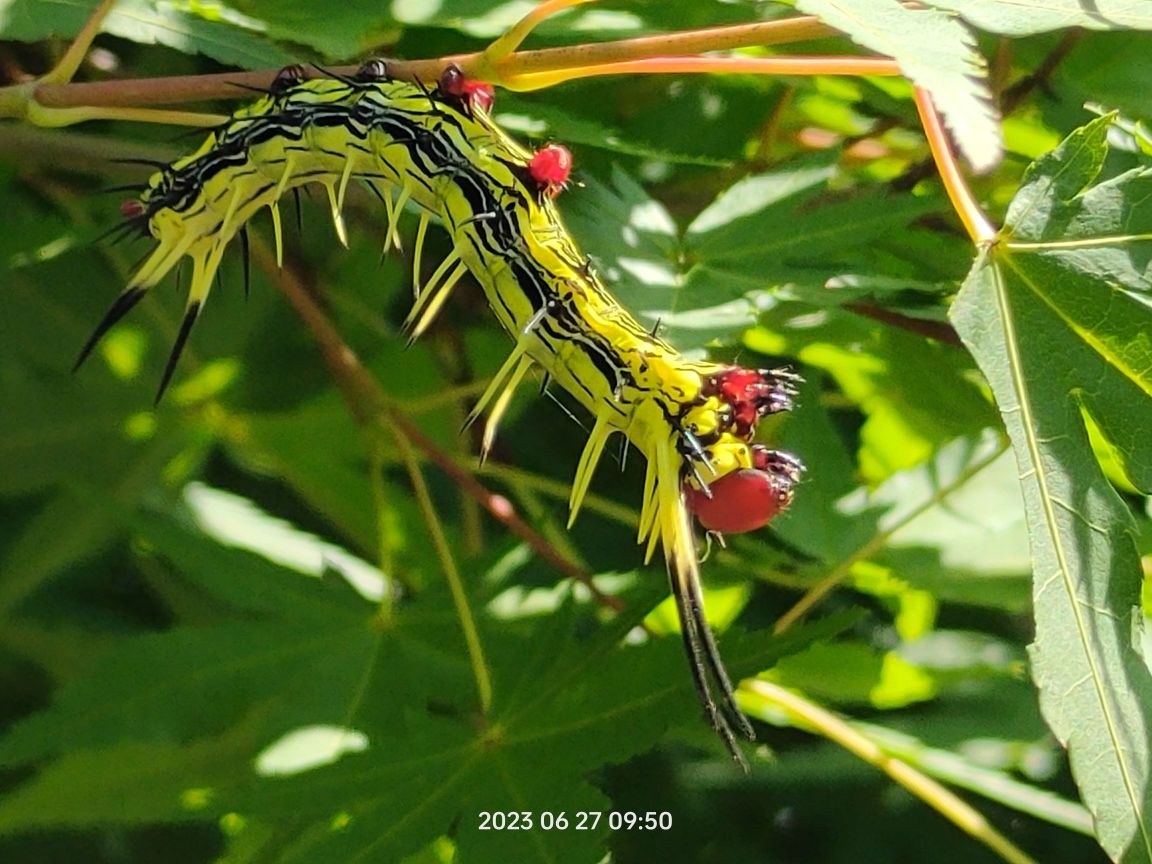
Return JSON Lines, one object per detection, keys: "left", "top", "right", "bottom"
{"left": 84, "top": 65, "right": 805, "bottom": 764}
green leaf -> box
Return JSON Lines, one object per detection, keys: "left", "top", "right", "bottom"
{"left": 223, "top": 611, "right": 855, "bottom": 863}
{"left": 684, "top": 161, "right": 937, "bottom": 296}
{"left": 765, "top": 426, "right": 1031, "bottom": 611}
{"left": 928, "top": 0, "right": 1152, "bottom": 36}
{"left": 564, "top": 157, "right": 935, "bottom": 351}
{"left": 876, "top": 441, "right": 1032, "bottom": 609}
{"left": 748, "top": 308, "right": 998, "bottom": 484}
{"left": 0, "top": 433, "right": 187, "bottom": 620}
{"left": 0, "top": 734, "right": 258, "bottom": 833}
{"left": 0, "top": 599, "right": 854, "bottom": 857}
{"left": 0, "top": 616, "right": 379, "bottom": 768}
{"left": 795, "top": 0, "right": 1001, "bottom": 172}
{"left": 134, "top": 497, "right": 386, "bottom": 618}
{"left": 494, "top": 98, "right": 733, "bottom": 167}
{"left": 950, "top": 114, "right": 1152, "bottom": 863}
{"left": 0, "top": 0, "right": 294, "bottom": 68}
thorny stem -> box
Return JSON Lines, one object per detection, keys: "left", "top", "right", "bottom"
{"left": 745, "top": 680, "right": 1038, "bottom": 864}
{"left": 913, "top": 87, "right": 997, "bottom": 246}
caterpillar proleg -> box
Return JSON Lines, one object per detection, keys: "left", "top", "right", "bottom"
{"left": 80, "top": 62, "right": 804, "bottom": 765}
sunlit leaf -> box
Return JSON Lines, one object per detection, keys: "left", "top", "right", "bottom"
{"left": 0, "top": 0, "right": 293, "bottom": 67}
{"left": 951, "top": 114, "right": 1152, "bottom": 863}
{"left": 796, "top": 0, "right": 1002, "bottom": 172}
{"left": 929, "top": 0, "right": 1152, "bottom": 36}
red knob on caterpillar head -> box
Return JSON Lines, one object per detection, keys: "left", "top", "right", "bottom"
{"left": 704, "top": 366, "right": 799, "bottom": 437}
{"left": 685, "top": 447, "right": 804, "bottom": 534}
{"left": 529, "top": 144, "right": 573, "bottom": 198}
{"left": 685, "top": 469, "right": 795, "bottom": 534}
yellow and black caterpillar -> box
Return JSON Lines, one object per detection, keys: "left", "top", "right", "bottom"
{"left": 80, "top": 62, "right": 804, "bottom": 764}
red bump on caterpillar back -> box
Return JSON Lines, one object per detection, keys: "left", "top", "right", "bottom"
{"left": 529, "top": 144, "right": 573, "bottom": 198}
{"left": 439, "top": 64, "right": 495, "bottom": 114}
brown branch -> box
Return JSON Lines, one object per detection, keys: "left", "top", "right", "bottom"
{"left": 29, "top": 14, "right": 838, "bottom": 110}
{"left": 252, "top": 240, "right": 621, "bottom": 611}
{"left": 844, "top": 302, "right": 962, "bottom": 346}
{"left": 1000, "top": 30, "right": 1082, "bottom": 116}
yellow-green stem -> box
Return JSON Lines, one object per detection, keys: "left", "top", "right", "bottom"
{"left": 476, "top": 0, "right": 597, "bottom": 75}
{"left": 386, "top": 414, "right": 494, "bottom": 714}
{"left": 26, "top": 103, "right": 227, "bottom": 127}
{"left": 42, "top": 0, "right": 119, "bottom": 84}
{"left": 500, "top": 55, "right": 901, "bottom": 91}
{"left": 368, "top": 444, "right": 400, "bottom": 624}
{"left": 774, "top": 438, "right": 1007, "bottom": 633}
{"left": 913, "top": 87, "right": 998, "bottom": 245}
{"left": 745, "top": 680, "right": 1038, "bottom": 864}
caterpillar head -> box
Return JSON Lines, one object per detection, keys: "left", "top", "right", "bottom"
{"left": 685, "top": 445, "right": 805, "bottom": 534}
{"left": 704, "top": 366, "right": 799, "bottom": 437}
{"left": 679, "top": 366, "right": 804, "bottom": 534}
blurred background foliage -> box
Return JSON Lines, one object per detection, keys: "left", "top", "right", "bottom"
{"left": 0, "top": 1, "right": 1150, "bottom": 862}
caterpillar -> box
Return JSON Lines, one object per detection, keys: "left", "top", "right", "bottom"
{"left": 79, "top": 61, "right": 805, "bottom": 765}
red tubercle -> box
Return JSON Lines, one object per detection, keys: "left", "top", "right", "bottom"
{"left": 705, "top": 366, "right": 797, "bottom": 438}
{"left": 462, "top": 81, "right": 495, "bottom": 113}
{"left": 529, "top": 144, "right": 573, "bottom": 198}
{"left": 439, "top": 64, "right": 495, "bottom": 114}
{"left": 684, "top": 446, "right": 805, "bottom": 534}
{"left": 684, "top": 468, "right": 793, "bottom": 534}
{"left": 120, "top": 199, "right": 145, "bottom": 219}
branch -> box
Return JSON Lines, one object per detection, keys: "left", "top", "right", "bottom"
{"left": 250, "top": 238, "right": 621, "bottom": 612}
{"left": 913, "top": 87, "right": 998, "bottom": 246}
{"left": 745, "top": 680, "right": 1038, "bottom": 864}
{"left": 26, "top": 14, "right": 841, "bottom": 110}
